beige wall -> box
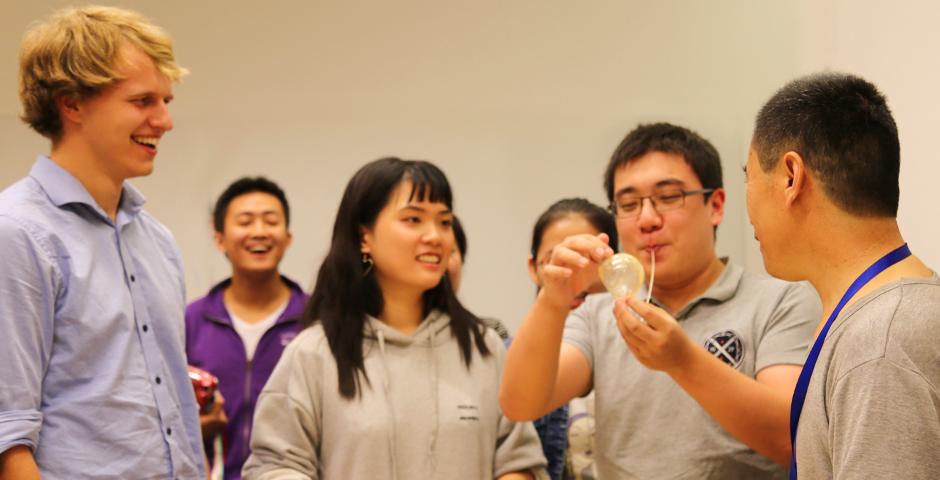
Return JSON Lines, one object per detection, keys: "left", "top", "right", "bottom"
{"left": 3, "top": 1, "right": 934, "bottom": 331}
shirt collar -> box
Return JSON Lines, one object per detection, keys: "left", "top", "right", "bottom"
{"left": 204, "top": 275, "right": 306, "bottom": 324}
{"left": 659, "top": 257, "right": 743, "bottom": 319}
{"left": 29, "top": 155, "right": 146, "bottom": 219}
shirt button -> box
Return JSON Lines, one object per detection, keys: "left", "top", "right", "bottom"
{"left": 142, "top": 324, "right": 149, "bottom": 332}
{"left": 130, "top": 275, "right": 136, "bottom": 282}
{"left": 166, "top": 427, "right": 172, "bottom": 435}
{"left": 155, "top": 376, "right": 162, "bottom": 384}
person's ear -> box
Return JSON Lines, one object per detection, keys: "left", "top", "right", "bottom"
{"left": 782, "top": 151, "right": 807, "bottom": 207}
{"left": 707, "top": 188, "right": 726, "bottom": 228}
{"left": 213, "top": 230, "right": 226, "bottom": 255}
{"left": 359, "top": 226, "right": 373, "bottom": 255}
{"left": 56, "top": 94, "right": 82, "bottom": 125}
{"left": 284, "top": 229, "right": 293, "bottom": 250}
{"left": 527, "top": 256, "right": 540, "bottom": 286}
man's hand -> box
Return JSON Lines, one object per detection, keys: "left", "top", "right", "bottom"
{"left": 539, "top": 233, "right": 614, "bottom": 311}
{"left": 613, "top": 295, "right": 696, "bottom": 373}
{"left": 199, "top": 391, "right": 227, "bottom": 439}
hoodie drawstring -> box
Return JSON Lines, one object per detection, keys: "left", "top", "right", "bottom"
{"left": 427, "top": 323, "right": 439, "bottom": 472}
{"left": 376, "top": 329, "right": 399, "bottom": 480}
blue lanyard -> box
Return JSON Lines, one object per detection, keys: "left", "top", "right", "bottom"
{"left": 788, "top": 243, "right": 911, "bottom": 479}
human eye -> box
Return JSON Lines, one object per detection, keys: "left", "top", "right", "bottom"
{"left": 618, "top": 198, "right": 641, "bottom": 213}
{"left": 655, "top": 190, "right": 684, "bottom": 205}
{"left": 131, "top": 96, "right": 154, "bottom": 107}
{"left": 440, "top": 217, "right": 453, "bottom": 228}
{"left": 403, "top": 216, "right": 421, "bottom": 224}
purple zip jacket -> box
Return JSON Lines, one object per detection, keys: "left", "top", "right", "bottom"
{"left": 185, "top": 276, "right": 308, "bottom": 479}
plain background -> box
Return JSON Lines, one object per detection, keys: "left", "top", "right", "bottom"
{"left": 2, "top": 1, "right": 938, "bottom": 331}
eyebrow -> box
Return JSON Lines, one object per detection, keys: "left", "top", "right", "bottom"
{"left": 614, "top": 178, "right": 687, "bottom": 197}
{"left": 234, "top": 210, "right": 282, "bottom": 217}
{"left": 399, "top": 205, "right": 453, "bottom": 215}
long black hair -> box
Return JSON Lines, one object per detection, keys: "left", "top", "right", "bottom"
{"left": 305, "top": 157, "right": 490, "bottom": 399}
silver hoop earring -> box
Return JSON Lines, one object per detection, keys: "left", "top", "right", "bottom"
{"left": 361, "top": 253, "right": 374, "bottom": 276}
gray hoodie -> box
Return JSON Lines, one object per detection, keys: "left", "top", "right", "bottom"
{"left": 243, "top": 310, "right": 548, "bottom": 479}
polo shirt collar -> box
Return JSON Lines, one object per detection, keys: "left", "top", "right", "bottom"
{"left": 653, "top": 257, "right": 742, "bottom": 319}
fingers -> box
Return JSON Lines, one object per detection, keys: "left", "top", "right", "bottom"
{"left": 613, "top": 298, "right": 653, "bottom": 347}
{"left": 624, "top": 295, "right": 672, "bottom": 330}
{"left": 551, "top": 234, "right": 614, "bottom": 267}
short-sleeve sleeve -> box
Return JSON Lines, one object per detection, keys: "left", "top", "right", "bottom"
{"left": 562, "top": 301, "right": 596, "bottom": 369}
{"left": 828, "top": 358, "right": 940, "bottom": 479}
{"left": 755, "top": 281, "right": 821, "bottom": 372}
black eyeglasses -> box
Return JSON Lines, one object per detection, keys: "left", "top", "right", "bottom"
{"left": 608, "top": 188, "right": 715, "bottom": 218}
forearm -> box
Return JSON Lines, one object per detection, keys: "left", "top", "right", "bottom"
{"left": 500, "top": 292, "right": 569, "bottom": 420}
{"left": 668, "top": 348, "right": 792, "bottom": 465}
{"left": 0, "top": 445, "right": 41, "bottom": 480}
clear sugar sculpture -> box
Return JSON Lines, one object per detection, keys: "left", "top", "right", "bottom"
{"left": 598, "top": 253, "right": 645, "bottom": 299}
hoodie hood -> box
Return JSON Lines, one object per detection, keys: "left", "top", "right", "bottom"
{"left": 362, "top": 309, "right": 450, "bottom": 348}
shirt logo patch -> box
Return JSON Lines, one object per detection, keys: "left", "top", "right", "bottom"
{"left": 704, "top": 330, "right": 744, "bottom": 369}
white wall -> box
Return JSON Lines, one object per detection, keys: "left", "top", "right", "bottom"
{"left": 786, "top": 0, "right": 940, "bottom": 272}
{"left": 7, "top": 1, "right": 933, "bottom": 332}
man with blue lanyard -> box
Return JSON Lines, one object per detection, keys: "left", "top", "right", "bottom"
{"left": 0, "top": 5, "right": 203, "bottom": 479}
{"left": 745, "top": 72, "right": 940, "bottom": 478}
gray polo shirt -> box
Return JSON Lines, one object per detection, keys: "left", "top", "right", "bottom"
{"left": 563, "top": 259, "right": 821, "bottom": 479}
{"left": 795, "top": 275, "right": 940, "bottom": 479}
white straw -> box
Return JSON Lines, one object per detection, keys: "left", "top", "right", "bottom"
{"left": 645, "top": 249, "right": 655, "bottom": 303}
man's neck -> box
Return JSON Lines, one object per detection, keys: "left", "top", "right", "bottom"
{"left": 225, "top": 270, "right": 290, "bottom": 323}
{"left": 652, "top": 256, "right": 726, "bottom": 315}
{"left": 801, "top": 218, "right": 931, "bottom": 321}
{"left": 50, "top": 142, "right": 123, "bottom": 220}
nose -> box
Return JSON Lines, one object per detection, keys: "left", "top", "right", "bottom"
{"left": 635, "top": 197, "right": 663, "bottom": 233}
{"left": 150, "top": 100, "right": 174, "bottom": 132}
{"left": 248, "top": 218, "right": 268, "bottom": 237}
{"left": 422, "top": 223, "right": 444, "bottom": 245}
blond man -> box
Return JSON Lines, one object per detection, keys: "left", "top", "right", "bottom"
{"left": 0, "top": 6, "right": 203, "bottom": 479}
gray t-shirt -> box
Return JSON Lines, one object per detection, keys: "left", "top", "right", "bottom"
{"left": 563, "top": 260, "right": 821, "bottom": 479}
{"left": 795, "top": 275, "right": 940, "bottom": 479}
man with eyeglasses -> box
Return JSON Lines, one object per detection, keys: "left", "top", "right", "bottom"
{"left": 502, "top": 123, "right": 820, "bottom": 478}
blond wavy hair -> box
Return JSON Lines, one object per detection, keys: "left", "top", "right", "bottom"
{"left": 18, "top": 5, "right": 188, "bottom": 141}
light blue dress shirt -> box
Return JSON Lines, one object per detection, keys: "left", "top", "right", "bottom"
{"left": 0, "top": 156, "right": 204, "bottom": 479}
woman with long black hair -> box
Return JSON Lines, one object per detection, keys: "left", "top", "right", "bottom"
{"left": 244, "top": 158, "right": 547, "bottom": 479}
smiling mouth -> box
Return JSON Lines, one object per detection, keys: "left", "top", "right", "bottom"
{"left": 247, "top": 245, "right": 271, "bottom": 254}
{"left": 417, "top": 254, "right": 442, "bottom": 264}
{"left": 132, "top": 136, "right": 160, "bottom": 149}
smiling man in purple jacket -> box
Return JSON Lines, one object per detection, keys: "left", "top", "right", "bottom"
{"left": 185, "top": 177, "right": 308, "bottom": 479}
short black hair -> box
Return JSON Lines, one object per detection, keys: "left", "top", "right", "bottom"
{"left": 213, "top": 177, "right": 290, "bottom": 233}
{"left": 603, "top": 122, "right": 723, "bottom": 203}
{"left": 752, "top": 72, "right": 900, "bottom": 217}
{"left": 453, "top": 215, "right": 467, "bottom": 260}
